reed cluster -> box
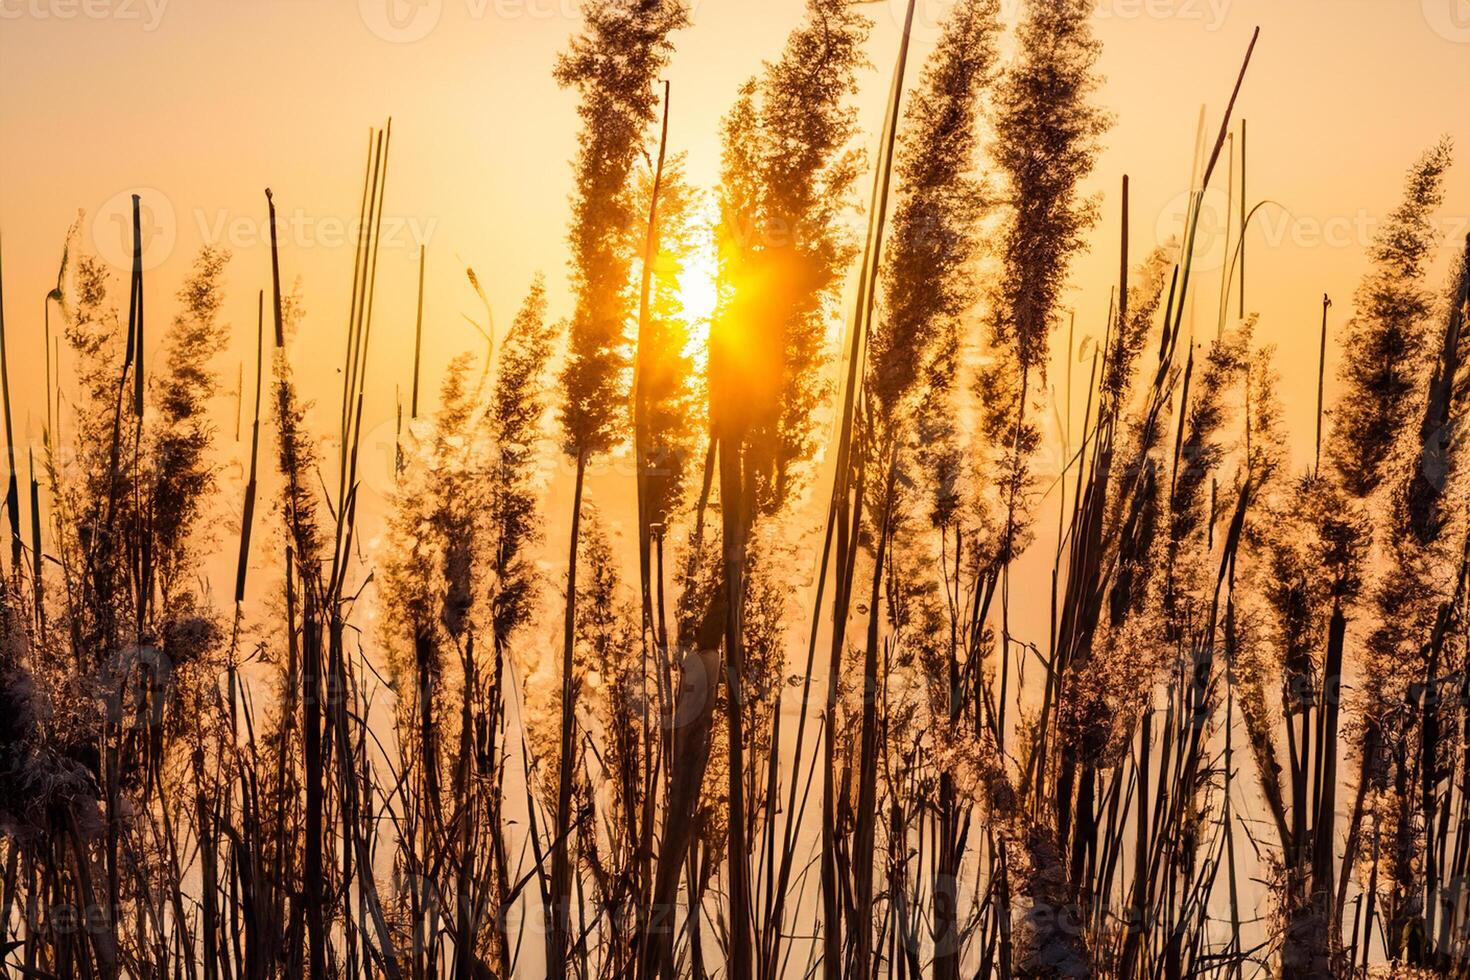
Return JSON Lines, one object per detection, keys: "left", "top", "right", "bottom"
{"left": 2, "top": 2, "right": 1469, "bottom": 978}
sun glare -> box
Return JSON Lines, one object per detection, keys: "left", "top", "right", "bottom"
{"left": 672, "top": 201, "right": 723, "bottom": 331}
{"left": 676, "top": 249, "right": 721, "bottom": 326}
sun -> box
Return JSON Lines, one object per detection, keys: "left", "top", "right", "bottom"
{"left": 675, "top": 234, "right": 721, "bottom": 328}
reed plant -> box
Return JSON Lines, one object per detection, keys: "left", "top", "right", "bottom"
{"left": 9, "top": 5, "right": 1470, "bottom": 980}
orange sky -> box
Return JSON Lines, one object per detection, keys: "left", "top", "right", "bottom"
{"left": 2, "top": 0, "right": 1470, "bottom": 533}
{"left": 5, "top": 7, "right": 1469, "bottom": 970}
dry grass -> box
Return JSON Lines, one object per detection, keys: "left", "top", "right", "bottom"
{"left": 2, "top": 2, "right": 1469, "bottom": 979}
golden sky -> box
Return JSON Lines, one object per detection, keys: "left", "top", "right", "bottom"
{"left": 2, "top": 0, "right": 1469, "bottom": 504}
{"left": 3, "top": 7, "right": 1467, "bottom": 973}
